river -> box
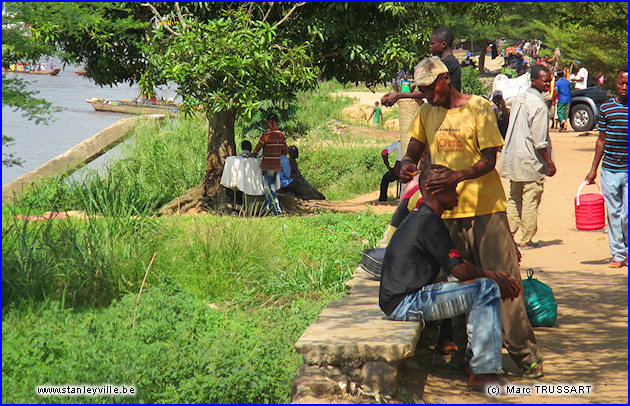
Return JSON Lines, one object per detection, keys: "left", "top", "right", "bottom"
{"left": 2, "top": 62, "right": 176, "bottom": 186}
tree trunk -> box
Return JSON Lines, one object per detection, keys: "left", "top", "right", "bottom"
{"left": 478, "top": 48, "right": 486, "bottom": 74}
{"left": 203, "top": 109, "right": 236, "bottom": 198}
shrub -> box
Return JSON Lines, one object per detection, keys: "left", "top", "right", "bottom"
{"left": 500, "top": 67, "right": 518, "bottom": 78}
{"left": 461, "top": 66, "right": 490, "bottom": 96}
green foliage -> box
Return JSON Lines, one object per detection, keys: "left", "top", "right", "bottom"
{"left": 500, "top": 67, "right": 518, "bottom": 79}
{"left": 1, "top": 282, "right": 322, "bottom": 403}
{"left": 461, "top": 66, "right": 490, "bottom": 96}
{"left": 2, "top": 209, "right": 159, "bottom": 308}
{"left": 15, "top": 116, "right": 207, "bottom": 215}
{"left": 144, "top": 9, "right": 319, "bottom": 118}
{"left": 2, "top": 210, "right": 390, "bottom": 402}
{"left": 297, "top": 142, "right": 384, "bottom": 200}
{"left": 237, "top": 82, "right": 354, "bottom": 141}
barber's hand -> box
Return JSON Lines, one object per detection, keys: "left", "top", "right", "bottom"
{"left": 585, "top": 170, "right": 597, "bottom": 184}
{"left": 425, "top": 168, "right": 464, "bottom": 193}
{"left": 381, "top": 93, "right": 399, "bottom": 107}
{"left": 399, "top": 161, "right": 417, "bottom": 183}
{"left": 486, "top": 271, "right": 522, "bottom": 300}
{"left": 546, "top": 161, "right": 556, "bottom": 177}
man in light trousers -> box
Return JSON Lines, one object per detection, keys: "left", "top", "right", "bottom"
{"left": 498, "top": 64, "right": 557, "bottom": 250}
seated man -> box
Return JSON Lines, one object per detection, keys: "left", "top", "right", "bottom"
{"left": 379, "top": 164, "right": 521, "bottom": 391}
{"left": 279, "top": 146, "right": 325, "bottom": 200}
{"left": 379, "top": 140, "right": 402, "bottom": 201}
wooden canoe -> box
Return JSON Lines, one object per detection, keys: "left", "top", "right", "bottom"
{"left": 2, "top": 68, "right": 60, "bottom": 75}
{"left": 85, "top": 98, "right": 179, "bottom": 115}
{"left": 74, "top": 70, "right": 87, "bottom": 76}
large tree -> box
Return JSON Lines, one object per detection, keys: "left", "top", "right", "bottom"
{"left": 11, "top": 1, "right": 500, "bottom": 209}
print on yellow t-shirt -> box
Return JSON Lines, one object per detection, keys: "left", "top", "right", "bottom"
{"left": 407, "top": 95, "right": 507, "bottom": 219}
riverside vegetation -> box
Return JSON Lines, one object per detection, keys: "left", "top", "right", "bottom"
{"left": 2, "top": 84, "right": 394, "bottom": 403}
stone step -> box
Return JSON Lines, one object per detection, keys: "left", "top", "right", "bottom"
{"left": 292, "top": 267, "right": 423, "bottom": 400}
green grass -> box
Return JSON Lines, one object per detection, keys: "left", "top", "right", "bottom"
{"left": 2, "top": 81, "right": 395, "bottom": 403}
{"left": 2, "top": 212, "right": 390, "bottom": 403}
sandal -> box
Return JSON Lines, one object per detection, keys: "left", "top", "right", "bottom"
{"left": 608, "top": 260, "right": 624, "bottom": 268}
{"left": 522, "top": 360, "right": 544, "bottom": 379}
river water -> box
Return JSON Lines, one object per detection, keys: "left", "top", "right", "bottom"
{"left": 2, "top": 63, "right": 176, "bottom": 186}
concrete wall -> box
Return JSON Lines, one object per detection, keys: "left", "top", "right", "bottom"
{"left": 2, "top": 114, "right": 165, "bottom": 205}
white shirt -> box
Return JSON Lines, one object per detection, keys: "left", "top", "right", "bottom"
{"left": 383, "top": 141, "right": 402, "bottom": 162}
{"left": 574, "top": 67, "right": 588, "bottom": 90}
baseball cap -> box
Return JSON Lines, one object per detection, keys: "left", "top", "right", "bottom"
{"left": 413, "top": 57, "right": 449, "bottom": 87}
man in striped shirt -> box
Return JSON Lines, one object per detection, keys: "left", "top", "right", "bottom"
{"left": 253, "top": 114, "right": 288, "bottom": 215}
{"left": 585, "top": 68, "right": 628, "bottom": 268}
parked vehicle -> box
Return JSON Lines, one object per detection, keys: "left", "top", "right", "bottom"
{"left": 569, "top": 86, "right": 610, "bottom": 132}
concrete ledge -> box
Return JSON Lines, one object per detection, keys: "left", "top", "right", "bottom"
{"left": 2, "top": 115, "right": 165, "bottom": 205}
{"left": 292, "top": 267, "right": 423, "bottom": 400}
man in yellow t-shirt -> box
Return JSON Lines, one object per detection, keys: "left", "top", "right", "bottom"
{"left": 399, "top": 57, "right": 543, "bottom": 379}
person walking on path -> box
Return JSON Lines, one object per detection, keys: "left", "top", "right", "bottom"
{"left": 252, "top": 113, "right": 287, "bottom": 215}
{"left": 498, "top": 64, "right": 557, "bottom": 250}
{"left": 584, "top": 67, "right": 628, "bottom": 268}
{"left": 380, "top": 164, "right": 522, "bottom": 391}
{"left": 399, "top": 57, "right": 544, "bottom": 378}
{"left": 381, "top": 27, "right": 461, "bottom": 107}
{"left": 554, "top": 70, "right": 572, "bottom": 131}
{"left": 368, "top": 101, "right": 383, "bottom": 127}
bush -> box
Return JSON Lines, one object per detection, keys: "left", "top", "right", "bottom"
{"left": 461, "top": 66, "right": 490, "bottom": 96}
{"left": 500, "top": 67, "right": 518, "bottom": 78}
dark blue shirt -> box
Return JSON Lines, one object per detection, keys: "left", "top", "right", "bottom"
{"left": 596, "top": 97, "right": 628, "bottom": 172}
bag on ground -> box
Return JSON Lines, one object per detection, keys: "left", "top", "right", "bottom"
{"left": 361, "top": 248, "right": 386, "bottom": 278}
{"left": 522, "top": 268, "right": 557, "bottom": 327}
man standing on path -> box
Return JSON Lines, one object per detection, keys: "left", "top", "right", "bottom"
{"left": 399, "top": 57, "right": 544, "bottom": 379}
{"left": 380, "top": 165, "right": 522, "bottom": 391}
{"left": 571, "top": 61, "right": 589, "bottom": 90}
{"left": 585, "top": 68, "right": 628, "bottom": 268}
{"left": 381, "top": 27, "right": 461, "bottom": 107}
{"left": 498, "top": 65, "right": 556, "bottom": 250}
{"left": 554, "top": 70, "right": 572, "bottom": 131}
{"left": 252, "top": 114, "right": 287, "bottom": 215}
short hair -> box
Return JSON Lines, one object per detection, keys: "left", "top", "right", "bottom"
{"left": 241, "top": 140, "right": 252, "bottom": 151}
{"left": 531, "top": 64, "right": 550, "bottom": 80}
{"left": 288, "top": 145, "right": 298, "bottom": 154}
{"left": 556, "top": 70, "right": 564, "bottom": 78}
{"left": 267, "top": 113, "right": 278, "bottom": 123}
{"left": 618, "top": 66, "right": 628, "bottom": 75}
{"left": 419, "top": 164, "right": 450, "bottom": 194}
{"left": 432, "top": 27, "right": 454, "bottom": 48}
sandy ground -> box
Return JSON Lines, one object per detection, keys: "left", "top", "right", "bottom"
{"left": 312, "top": 124, "right": 628, "bottom": 403}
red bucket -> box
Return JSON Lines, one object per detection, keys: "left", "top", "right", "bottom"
{"left": 574, "top": 181, "right": 605, "bottom": 230}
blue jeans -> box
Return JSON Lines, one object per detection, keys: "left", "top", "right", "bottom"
{"left": 388, "top": 278, "right": 502, "bottom": 375}
{"left": 262, "top": 170, "right": 282, "bottom": 215}
{"left": 601, "top": 169, "right": 628, "bottom": 261}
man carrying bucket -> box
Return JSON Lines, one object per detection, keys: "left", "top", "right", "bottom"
{"left": 498, "top": 64, "right": 557, "bottom": 250}
{"left": 584, "top": 67, "right": 628, "bottom": 268}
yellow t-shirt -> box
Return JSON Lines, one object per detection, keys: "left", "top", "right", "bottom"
{"left": 408, "top": 95, "right": 507, "bottom": 219}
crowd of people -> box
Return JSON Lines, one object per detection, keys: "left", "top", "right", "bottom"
{"left": 224, "top": 114, "right": 325, "bottom": 216}
{"left": 6, "top": 59, "right": 54, "bottom": 72}
{"left": 373, "top": 27, "right": 627, "bottom": 392}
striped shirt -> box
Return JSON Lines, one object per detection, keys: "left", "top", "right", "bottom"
{"left": 253, "top": 129, "right": 288, "bottom": 171}
{"left": 596, "top": 97, "right": 628, "bottom": 172}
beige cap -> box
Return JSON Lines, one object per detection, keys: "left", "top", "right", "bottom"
{"left": 413, "top": 57, "right": 449, "bottom": 86}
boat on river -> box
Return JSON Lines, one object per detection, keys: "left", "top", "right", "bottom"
{"left": 2, "top": 68, "right": 61, "bottom": 76}
{"left": 74, "top": 70, "right": 87, "bottom": 76}
{"left": 85, "top": 98, "right": 180, "bottom": 115}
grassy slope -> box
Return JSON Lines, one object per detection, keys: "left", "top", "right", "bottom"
{"left": 2, "top": 83, "right": 393, "bottom": 403}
